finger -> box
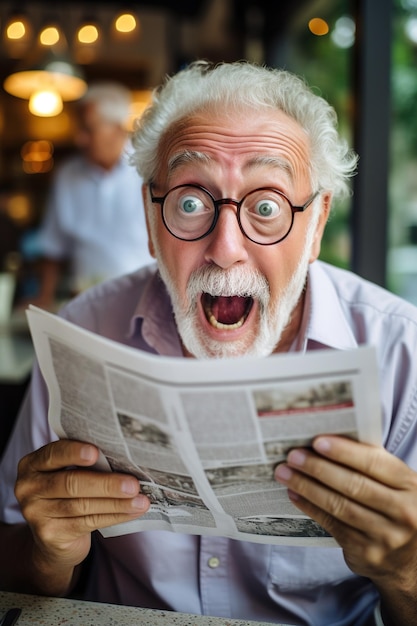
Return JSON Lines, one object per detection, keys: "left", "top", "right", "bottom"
{"left": 277, "top": 490, "right": 417, "bottom": 584}
{"left": 29, "top": 501, "right": 150, "bottom": 544}
{"left": 282, "top": 448, "right": 398, "bottom": 514}
{"left": 28, "top": 493, "right": 150, "bottom": 521}
{"left": 19, "top": 440, "right": 99, "bottom": 475}
{"left": 286, "top": 487, "right": 414, "bottom": 564}
{"left": 312, "top": 436, "right": 417, "bottom": 489}
{"left": 285, "top": 489, "right": 373, "bottom": 547}
{"left": 276, "top": 457, "right": 417, "bottom": 545}
{"left": 281, "top": 465, "right": 393, "bottom": 533}
{"left": 16, "top": 467, "right": 141, "bottom": 503}
{"left": 67, "top": 506, "right": 149, "bottom": 537}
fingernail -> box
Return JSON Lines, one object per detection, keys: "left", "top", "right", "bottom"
{"left": 314, "top": 437, "right": 331, "bottom": 453}
{"left": 275, "top": 464, "right": 293, "bottom": 482}
{"left": 288, "top": 449, "right": 306, "bottom": 466}
{"left": 80, "top": 445, "right": 96, "bottom": 462}
{"left": 131, "top": 495, "right": 149, "bottom": 510}
{"left": 121, "top": 479, "right": 138, "bottom": 495}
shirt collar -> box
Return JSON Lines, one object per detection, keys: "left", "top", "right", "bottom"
{"left": 128, "top": 270, "right": 183, "bottom": 357}
{"left": 297, "top": 261, "right": 358, "bottom": 352}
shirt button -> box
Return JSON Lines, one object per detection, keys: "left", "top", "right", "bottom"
{"left": 207, "top": 556, "right": 220, "bottom": 569}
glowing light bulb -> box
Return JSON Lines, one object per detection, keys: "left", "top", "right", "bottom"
{"left": 115, "top": 13, "right": 137, "bottom": 33}
{"left": 77, "top": 24, "right": 99, "bottom": 44}
{"left": 308, "top": 18, "right": 329, "bottom": 36}
{"left": 40, "top": 26, "right": 60, "bottom": 46}
{"left": 29, "top": 89, "right": 63, "bottom": 116}
{"left": 6, "top": 20, "right": 26, "bottom": 40}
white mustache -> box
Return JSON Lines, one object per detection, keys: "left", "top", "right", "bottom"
{"left": 186, "top": 265, "right": 270, "bottom": 302}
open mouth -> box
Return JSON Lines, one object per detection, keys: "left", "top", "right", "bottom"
{"left": 202, "top": 293, "right": 254, "bottom": 330}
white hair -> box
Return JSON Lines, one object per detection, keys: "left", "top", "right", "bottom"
{"left": 80, "top": 82, "right": 132, "bottom": 125}
{"left": 131, "top": 60, "right": 358, "bottom": 200}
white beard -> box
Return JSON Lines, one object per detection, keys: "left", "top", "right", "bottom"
{"left": 153, "top": 210, "right": 318, "bottom": 359}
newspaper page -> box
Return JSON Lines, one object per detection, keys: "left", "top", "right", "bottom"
{"left": 26, "top": 305, "right": 383, "bottom": 547}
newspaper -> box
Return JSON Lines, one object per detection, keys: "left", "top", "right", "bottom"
{"left": 26, "top": 305, "right": 382, "bottom": 547}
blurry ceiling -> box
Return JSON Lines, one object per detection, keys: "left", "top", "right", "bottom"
{"left": 0, "top": 0, "right": 317, "bottom": 177}
{"left": 0, "top": 0, "right": 316, "bottom": 83}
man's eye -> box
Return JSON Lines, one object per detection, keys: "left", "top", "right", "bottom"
{"left": 179, "top": 195, "right": 205, "bottom": 214}
{"left": 254, "top": 199, "right": 280, "bottom": 218}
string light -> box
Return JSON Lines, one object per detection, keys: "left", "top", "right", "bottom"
{"left": 115, "top": 13, "right": 137, "bottom": 34}
{"left": 77, "top": 23, "right": 99, "bottom": 44}
{"left": 4, "top": 9, "right": 140, "bottom": 49}
{"left": 3, "top": 7, "right": 143, "bottom": 117}
{"left": 6, "top": 20, "right": 26, "bottom": 40}
{"left": 308, "top": 18, "right": 330, "bottom": 36}
{"left": 40, "top": 26, "right": 60, "bottom": 46}
{"left": 4, "top": 8, "right": 32, "bottom": 41}
{"left": 3, "top": 11, "right": 32, "bottom": 57}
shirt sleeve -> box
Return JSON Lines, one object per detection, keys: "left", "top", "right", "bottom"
{"left": 0, "top": 363, "right": 58, "bottom": 523}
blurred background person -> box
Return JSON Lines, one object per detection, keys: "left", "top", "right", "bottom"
{"left": 25, "top": 81, "right": 153, "bottom": 309}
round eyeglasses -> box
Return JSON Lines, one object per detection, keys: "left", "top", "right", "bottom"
{"left": 150, "top": 184, "right": 320, "bottom": 245}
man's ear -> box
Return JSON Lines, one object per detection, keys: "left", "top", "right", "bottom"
{"left": 142, "top": 183, "right": 156, "bottom": 258}
{"left": 309, "top": 192, "right": 332, "bottom": 263}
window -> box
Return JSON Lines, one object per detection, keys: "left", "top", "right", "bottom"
{"left": 387, "top": 0, "right": 417, "bottom": 304}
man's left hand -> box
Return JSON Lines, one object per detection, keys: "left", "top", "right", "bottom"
{"left": 275, "top": 436, "right": 417, "bottom": 625}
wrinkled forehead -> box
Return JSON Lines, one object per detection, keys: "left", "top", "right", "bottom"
{"left": 154, "top": 105, "right": 312, "bottom": 187}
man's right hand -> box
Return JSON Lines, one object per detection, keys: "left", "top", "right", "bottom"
{"left": 14, "top": 440, "right": 150, "bottom": 594}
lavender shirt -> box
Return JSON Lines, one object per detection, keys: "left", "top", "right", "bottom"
{"left": 2, "top": 260, "right": 417, "bottom": 625}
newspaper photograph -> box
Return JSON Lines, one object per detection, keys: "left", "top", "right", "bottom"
{"left": 26, "top": 305, "right": 383, "bottom": 546}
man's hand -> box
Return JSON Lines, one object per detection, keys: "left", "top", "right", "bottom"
{"left": 275, "top": 436, "right": 417, "bottom": 626}
{"left": 14, "top": 439, "right": 150, "bottom": 594}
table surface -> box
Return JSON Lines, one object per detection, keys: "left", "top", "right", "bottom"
{"left": 0, "top": 592, "right": 286, "bottom": 626}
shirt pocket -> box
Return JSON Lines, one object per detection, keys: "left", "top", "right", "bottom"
{"left": 268, "top": 545, "right": 355, "bottom": 592}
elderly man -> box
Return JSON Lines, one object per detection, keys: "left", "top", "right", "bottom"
{"left": 1, "top": 61, "right": 417, "bottom": 626}
{"left": 31, "top": 81, "right": 153, "bottom": 307}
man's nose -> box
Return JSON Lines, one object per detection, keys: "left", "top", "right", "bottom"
{"left": 204, "top": 205, "right": 249, "bottom": 269}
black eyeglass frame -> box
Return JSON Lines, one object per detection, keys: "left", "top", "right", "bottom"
{"left": 150, "top": 183, "right": 320, "bottom": 246}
